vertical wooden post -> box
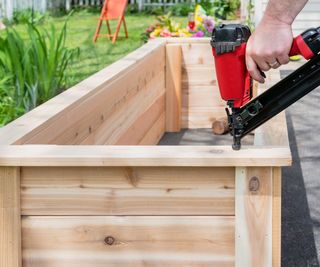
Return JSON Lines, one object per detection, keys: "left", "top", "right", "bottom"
{"left": 138, "top": 0, "right": 143, "bottom": 11}
{"left": 235, "top": 167, "right": 273, "bottom": 267}
{"left": 5, "top": 0, "right": 14, "bottom": 21}
{"left": 165, "top": 44, "right": 182, "bottom": 132}
{"left": 66, "top": 0, "right": 71, "bottom": 12}
{"left": 0, "top": 167, "right": 21, "bottom": 267}
{"left": 253, "top": 0, "right": 263, "bottom": 25}
{"left": 240, "top": 0, "right": 248, "bottom": 21}
{"left": 272, "top": 167, "right": 281, "bottom": 267}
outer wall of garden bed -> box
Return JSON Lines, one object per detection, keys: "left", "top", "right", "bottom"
{"left": 0, "top": 38, "right": 291, "bottom": 267}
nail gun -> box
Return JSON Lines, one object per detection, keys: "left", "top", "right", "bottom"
{"left": 211, "top": 24, "right": 320, "bottom": 150}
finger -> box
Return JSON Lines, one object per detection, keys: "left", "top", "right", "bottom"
{"left": 271, "top": 62, "right": 281, "bottom": 69}
{"left": 246, "top": 55, "right": 265, "bottom": 83}
{"left": 268, "top": 60, "right": 281, "bottom": 69}
{"left": 255, "top": 59, "right": 271, "bottom": 72}
{"left": 277, "top": 54, "right": 290, "bottom": 65}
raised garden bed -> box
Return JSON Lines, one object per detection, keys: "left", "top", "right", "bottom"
{"left": 0, "top": 38, "right": 291, "bottom": 267}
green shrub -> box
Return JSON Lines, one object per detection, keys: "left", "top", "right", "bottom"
{"left": 144, "top": 6, "right": 165, "bottom": 16}
{"left": 0, "top": 75, "right": 23, "bottom": 126}
{"left": 196, "top": 0, "right": 213, "bottom": 13}
{"left": 0, "top": 22, "right": 79, "bottom": 125}
{"left": 48, "top": 7, "right": 69, "bottom": 17}
{"left": 13, "top": 8, "right": 46, "bottom": 24}
{"left": 211, "top": 0, "right": 240, "bottom": 19}
{"left": 126, "top": 3, "right": 139, "bottom": 14}
{"left": 168, "top": 3, "right": 194, "bottom": 16}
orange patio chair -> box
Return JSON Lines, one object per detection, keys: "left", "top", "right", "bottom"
{"left": 93, "top": 0, "right": 128, "bottom": 44}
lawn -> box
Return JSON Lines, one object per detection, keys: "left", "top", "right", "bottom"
{"left": 10, "top": 10, "right": 187, "bottom": 88}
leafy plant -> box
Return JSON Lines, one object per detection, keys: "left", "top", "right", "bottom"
{"left": 168, "top": 3, "right": 194, "bottom": 16}
{"left": 126, "top": 3, "right": 139, "bottom": 14}
{"left": 13, "top": 9, "right": 46, "bottom": 25}
{"left": 195, "top": 0, "right": 213, "bottom": 13}
{"left": 156, "top": 12, "right": 181, "bottom": 33}
{"left": 144, "top": 6, "right": 165, "bottom": 16}
{"left": 212, "top": 0, "right": 240, "bottom": 20}
{"left": 0, "top": 21, "right": 79, "bottom": 125}
{"left": 0, "top": 75, "right": 22, "bottom": 126}
{"left": 246, "top": 0, "right": 255, "bottom": 31}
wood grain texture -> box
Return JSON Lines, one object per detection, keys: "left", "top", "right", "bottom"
{"left": 165, "top": 44, "right": 182, "bottom": 132}
{"left": 179, "top": 42, "right": 224, "bottom": 128}
{"left": 22, "top": 216, "right": 235, "bottom": 267}
{"left": 21, "top": 166, "right": 235, "bottom": 215}
{"left": 235, "top": 167, "right": 273, "bottom": 267}
{"left": 166, "top": 37, "right": 211, "bottom": 44}
{"left": 254, "top": 69, "right": 290, "bottom": 148}
{"left": 79, "top": 64, "right": 165, "bottom": 145}
{"left": 0, "top": 145, "right": 292, "bottom": 167}
{"left": 114, "top": 93, "right": 165, "bottom": 145}
{"left": 182, "top": 107, "right": 226, "bottom": 128}
{"left": 0, "top": 167, "right": 21, "bottom": 267}
{"left": 212, "top": 117, "right": 229, "bottom": 135}
{"left": 272, "top": 167, "right": 281, "bottom": 267}
{"left": 138, "top": 112, "right": 165, "bottom": 145}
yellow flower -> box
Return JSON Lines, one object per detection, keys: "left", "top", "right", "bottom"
{"left": 178, "top": 29, "right": 192, "bottom": 37}
{"left": 195, "top": 4, "right": 206, "bottom": 23}
{"left": 150, "top": 27, "right": 162, "bottom": 38}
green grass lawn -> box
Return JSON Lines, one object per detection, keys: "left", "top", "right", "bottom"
{"left": 10, "top": 10, "right": 187, "bottom": 88}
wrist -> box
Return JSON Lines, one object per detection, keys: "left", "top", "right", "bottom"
{"left": 261, "top": 12, "right": 293, "bottom": 27}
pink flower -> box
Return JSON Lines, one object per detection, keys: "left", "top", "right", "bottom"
{"left": 193, "top": 31, "right": 205, "bottom": 37}
{"left": 146, "top": 26, "right": 155, "bottom": 33}
{"left": 160, "top": 29, "right": 172, "bottom": 37}
{"left": 203, "top": 16, "right": 215, "bottom": 33}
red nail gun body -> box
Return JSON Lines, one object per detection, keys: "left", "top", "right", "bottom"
{"left": 211, "top": 24, "right": 320, "bottom": 150}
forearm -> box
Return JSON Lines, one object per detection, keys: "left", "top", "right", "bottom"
{"left": 263, "top": 0, "right": 308, "bottom": 25}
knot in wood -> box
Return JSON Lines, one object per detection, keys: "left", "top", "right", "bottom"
{"left": 104, "top": 236, "right": 115, "bottom": 246}
{"left": 249, "top": 176, "right": 260, "bottom": 192}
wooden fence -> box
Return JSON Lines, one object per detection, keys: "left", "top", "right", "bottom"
{"left": 0, "top": 0, "right": 200, "bottom": 19}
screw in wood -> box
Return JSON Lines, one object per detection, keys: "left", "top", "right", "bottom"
{"left": 104, "top": 236, "right": 115, "bottom": 246}
{"left": 249, "top": 176, "right": 260, "bottom": 192}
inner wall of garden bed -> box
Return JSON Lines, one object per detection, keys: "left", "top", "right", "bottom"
{"left": 0, "top": 38, "right": 291, "bottom": 167}
{"left": 0, "top": 38, "right": 292, "bottom": 267}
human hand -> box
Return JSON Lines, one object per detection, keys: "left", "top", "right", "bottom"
{"left": 246, "top": 16, "right": 293, "bottom": 83}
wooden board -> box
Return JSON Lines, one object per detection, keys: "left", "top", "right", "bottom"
{"left": 115, "top": 94, "right": 165, "bottom": 145}
{"left": 27, "top": 47, "right": 165, "bottom": 145}
{"left": 235, "top": 167, "right": 273, "bottom": 267}
{"left": 0, "top": 145, "right": 292, "bottom": 167}
{"left": 0, "top": 39, "right": 166, "bottom": 146}
{"left": 21, "top": 166, "right": 235, "bottom": 215}
{"left": 182, "top": 107, "right": 226, "bottom": 128}
{"left": 22, "top": 216, "right": 235, "bottom": 267}
{"left": 178, "top": 43, "right": 224, "bottom": 128}
{"left": 254, "top": 69, "right": 289, "bottom": 147}
{"left": 166, "top": 44, "right": 182, "bottom": 132}
{"left": 272, "top": 167, "right": 282, "bottom": 267}
{"left": 0, "top": 167, "right": 21, "bottom": 267}
{"left": 138, "top": 112, "right": 165, "bottom": 145}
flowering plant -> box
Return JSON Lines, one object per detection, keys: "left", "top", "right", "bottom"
{"left": 190, "top": 15, "right": 215, "bottom": 37}
{"left": 141, "top": 7, "right": 216, "bottom": 42}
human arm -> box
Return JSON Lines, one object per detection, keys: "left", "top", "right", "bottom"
{"left": 246, "top": 0, "right": 308, "bottom": 83}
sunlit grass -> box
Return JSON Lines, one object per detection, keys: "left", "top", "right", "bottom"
{"left": 9, "top": 10, "right": 187, "bottom": 88}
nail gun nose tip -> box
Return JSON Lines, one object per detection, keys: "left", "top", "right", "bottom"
{"left": 232, "top": 143, "right": 241, "bottom": 151}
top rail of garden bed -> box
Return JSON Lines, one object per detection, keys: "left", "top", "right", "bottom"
{"left": 0, "top": 38, "right": 291, "bottom": 167}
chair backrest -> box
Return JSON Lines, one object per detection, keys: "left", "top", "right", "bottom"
{"left": 102, "top": 0, "right": 128, "bottom": 20}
